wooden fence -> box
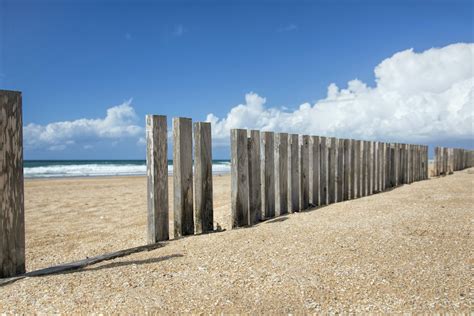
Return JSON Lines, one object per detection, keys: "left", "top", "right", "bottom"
{"left": 433, "top": 147, "right": 474, "bottom": 177}
{"left": 231, "top": 130, "right": 431, "bottom": 228}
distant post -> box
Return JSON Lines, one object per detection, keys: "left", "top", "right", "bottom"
{"left": 274, "top": 133, "right": 288, "bottom": 216}
{"left": 299, "top": 135, "right": 310, "bottom": 209}
{"left": 248, "top": 130, "right": 261, "bottom": 225}
{"left": 350, "top": 139, "right": 358, "bottom": 199}
{"left": 288, "top": 134, "right": 300, "bottom": 212}
{"left": 343, "top": 139, "right": 351, "bottom": 200}
{"left": 319, "top": 137, "right": 328, "bottom": 205}
{"left": 173, "top": 117, "right": 194, "bottom": 237}
{"left": 310, "top": 136, "right": 320, "bottom": 206}
{"left": 328, "top": 137, "right": 337, "bottom": 204}
{"left": 231, "top": 129, "right": 249, "bottom": 227}
{"left": 146, "top": 115, "right": 169, "bottom": 243}
{"left": 193, "top": 122, "right": 213, "bottom": 233}
{"left": 261, "top": 132, "right": 275, "bottom": 219}
{"left": 0, "top": 90, "right": 25, "bottom": 278}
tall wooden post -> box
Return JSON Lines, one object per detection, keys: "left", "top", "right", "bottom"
{"left": 231, "top": 129, "right": 249, "bottom": 227}
{"left": 328, "top": 137, "right": 337, "bottom": 204}
{"left": 319, "top": 137, "right": 328, "bottom": 205}
{"left": 193, "top": 122, "right": 213, "bottom": 233}
{"left": 261, "top": 132, "right": 275, "bottom": 218}
{"left": 336, "top": 138, "right": 344, "bottom": 202}
{"left": 248, "top": 130, "right": 261, "bottom": 225}
{"left": 310, "top": 136, "right": 320, "bottom": 206}
{"left": 361, "top": 141, "right": 368, "bottom": 196}
{"left": 299, "top": 135, "right": 310, "bottom": 210}
{"left": 146, "top": 115, "right": 169, "bottom": 243}
{"left": 343, "top": 139, "right": 351, "bottom": 200}
{"left": 275, "top": 133, "right": 288, "bottom": 216}
{"left": 173, "top": 117, "right": 194, "bottom": 237}
{"left": 373, "top": 141, "right": 378, "bottom": 193}
{"left": 368, "top": 141, "right": 374, "bottom": 194}
{"left": 288, "top": 134, "right": 300, "bottom": 212}
{"left": 0, "top": 90, "right": 25, "bottom": 278}
{"left": 350, "top": 139, "right": 358, "bottom": 199}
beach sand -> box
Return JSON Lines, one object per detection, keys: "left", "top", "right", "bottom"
{"left": 0, "top": 169, "right": 472, "bottom": 313}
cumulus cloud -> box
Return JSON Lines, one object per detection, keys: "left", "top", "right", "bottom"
{"left": 24, "top": 100, "right": 143, "bottom": 151}
{"left": 207, "top": 43, "right": 474, "bottom": 146}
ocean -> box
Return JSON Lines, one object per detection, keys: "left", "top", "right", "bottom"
{"left": 24, "top": 160, "right": 231, "bottom": 179}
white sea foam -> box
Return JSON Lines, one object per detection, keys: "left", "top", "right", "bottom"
{"left": 24, "top": 162, "right": 231, "bottom": 178}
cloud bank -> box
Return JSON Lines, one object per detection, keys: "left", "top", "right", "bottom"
{"left": 207, "top": 43, "right": 474, "bottom": 145}
{"left": 24, "top": 100, "right": 143, "bottom": 151}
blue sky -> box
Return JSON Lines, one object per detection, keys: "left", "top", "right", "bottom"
{"left": 1, "top": 0, "right": 473, "bottom": 159}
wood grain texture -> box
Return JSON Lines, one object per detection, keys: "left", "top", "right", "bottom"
{"left": 361, "top": 141, "right": 368, "bottom": 196}
{"left": 146, "top": 115, "right": 169, "bottom": 244}
{"left": 343, "top": 139, "right": 351, "bottom": 200}
{"left": 299, "top": 135, "right": 310, "bottom": 210}
{"left": 0, "top": 90, "right": 25, "bottom": 278}
{"left": 368, "top": 141, "right": 374, "bottom": 195}
{"left": 328, "top": 137, "right": 337, "bottom": 204}
{"left": 173, "top": 117, "right": 194, "bottom": 237}
{"left": 193, "top": 122, "right": 213, "bottom": 233}
{"left": 231, "top": 129, "right": 249, "bottom": 227}
{"left": 274, "top": 133, "right": 288, "bottom": 216}
{"left": 310, "top": 136, "right": 320, "bottom": 206}
{"left": 261, "top": 132, "right": 275, "bottom": 218}
{"left": 350, "top": 139, "right": 358, "bottom": 199}
{"left": 319, "top": 137, "right": 328, "bottom": 205}
{"left": 288, "top": 134, "right": 300, "bottom": 212}
{"left": 247, "top": 130, "right": 261, "bottom": 225}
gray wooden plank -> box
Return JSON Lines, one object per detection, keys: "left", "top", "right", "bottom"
{"left": 299, "top": 135, "right": 310, "bottom": 209}
{"left": 328, "top": 137, "right": 337, "bottom": 204}
{"left": 350, "top": 139, "right": 358, "bottom": 199}
{"left": 310, "top": 136, "right": 320, "bottom": 206}
{"left": 361, "top": 141, "right": 368, "bottom": 196}
{"left": 193, "top": 122, "right": 213, "bottom": 233}
{"left": 0, "top": 90, "right": 25, "bottom": 278}
{"left": 146, "top": 115, "right": 169, "bottom": 244}
{"left": 173, "top": 117, "right": 194, "bottom": 237}
{"left": 336, "top": 138, "right": 344, "bottom": 202}
{"left": 368, "top": 141, "right": 374, "bottom": 195}
{"left": 261, "top": 131, "right": 275, "bottom": 218}
{"left": 275, "top": 133, "right": 288, "bottom": 216}
{"left": 247, "top": 130, "right": 261, "bottom": 225}
{"left": 288, "top": 134, "right": 300, "bottom": 212}
{"left": 231, "top": 129, "right": 249, "bottom": 227}
{"left": 319, "top": 137, "right": 328, "bottom": 205}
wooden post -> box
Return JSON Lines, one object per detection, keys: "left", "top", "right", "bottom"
{"left": 336, "top": 138, "right": 344, "bottom": 202}
{"left": 0, "top": 90, "right": 25, "bottom": 278}
{"left": 146, "top": 115, "right": 169, "bottom": 243}
{"left": 231, "top": 129, "right": 249, "bottom": 227}
{"left": 381, "top": 142, "right": 386, "bottom": 191}
{"left": 173, "top": 117, "right": 194, "bottom": 237}
{"left": 248, "top": 130, "right": 261, "bottom": 225}
{"left": 361, "top": 141, "right": 368, "bottom": 196}
{"left": 343, "top": 139, "right": 351, "bottom": 200}
{"left": 193, "top": 122, "right": 213, "bottom": 233}
{"left": 368, "top": 141, "right": 374, "bottom": 194}
{"left": 328, "top": 137, "right": 337, "bottom": 204}
{"left": 350, "top": 139, "right": 358, "bottom": 199}
{"left": 310, "top": 136, "right": 320, "bottom": 206}
{"left": 319, "top": 137, "right": 328, "bottom": 205}
{"left": 299, "top": 135, "right": 310, "bottom": 210}
{"left": 373, "top": 141, "right": 378, "bottom": 193}
{"left": 261, "top": 131, "right": 275, "bottom": 218}
{"left": 378, "top": 142, "right": 383, "bottom": 191}
{"left": 288, "top": 134, "right": 300, "bottom": 212}
{"left": 274, "top": 133, "right": 288, "bottom": 216}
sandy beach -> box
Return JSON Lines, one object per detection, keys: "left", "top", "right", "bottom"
{"left": 0, "top": 169, "right": 472, "bottom": 313}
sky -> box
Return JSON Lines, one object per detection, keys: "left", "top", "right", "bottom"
{"left": 1, "top": 0, "right": 473, "bottom": 159}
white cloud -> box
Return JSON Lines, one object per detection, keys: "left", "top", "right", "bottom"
{"left": 278, "top": 24, "right": 298, "bottom": 32}
{"left": 24, "top": 100, "right": 143, "bottom": 151}
{"left": 207, "top": 43, "right": 474, "bottom": 145}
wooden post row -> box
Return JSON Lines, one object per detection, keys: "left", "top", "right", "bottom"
{"left": 0, "top": 90, "right": 25, "bottom": 278}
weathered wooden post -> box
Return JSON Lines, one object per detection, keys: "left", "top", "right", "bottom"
{"left": 146, "top": 115, "right": 169, "bottom": 243}
{"left": 319, "top": 137, "right": 328, "bottom": 205}
{"left": 361, "top": 141, "right": 368, "bottom": 196}
{"left": 373, "top": 141, "right": 378, "bottom": 193}
{"left": 0, "top": 90, "right": 25, "bottom": 278}
{"left": 288, "top": 134, "right": 300, "bottom": 212}
{"left": 261, "top": 131, "right": 275, "bottom": 218}
{"left": 310, "top": 136, "right": 320, "bottom": 206}
{"left": 377, "top": 142, "right": 383, "bottom": 191}
{"left": 343, "top": 139, "right": 351, "bottom": 200}
{"left": 173, "top": 117, "right": 194, "bottom": 237}
{"left": 353, "top": 140, "right": 361, "bottom": 198}
{"left": 299, "top": 135, "right": 310, "bottom": 209}
{"left": 193, "top": 122, "right": 213, "bottom": 233}
{"left": 368, "top": 141, "right": 374, "bottom": 194}
{"left": 350, "top": 139, "right": 358, "bottom": 199}
{"left": 381, "top": 142, "right": 387, "bottom": 190}
{"left": 274, "top": 133, "right": 288, "bottom": 216}
{"left": 248, "top": 130, "right": 261, "bottom": 225}
{"left": 231, "top": 129, "right": 249, "bottom": 227}
{"left": 328, "top": 137, "right": 337, "bottom": 204}
{"left": 336, "top": 138, "right": 344, "bottom": 202}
